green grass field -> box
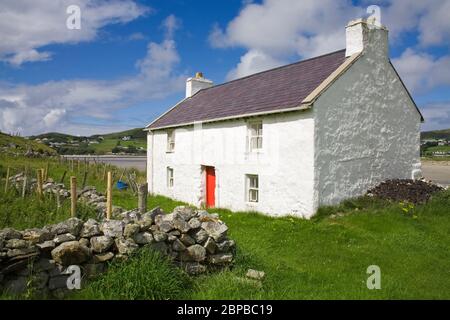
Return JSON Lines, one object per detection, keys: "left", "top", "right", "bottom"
{"left": 0, "top": 132, "right": 55, "bottom": 155}
{"left": 1, "top": 155, "right": 450, "bottom": 299}
{"left": 90, "top": 138, "right": 146, "bottom": 154}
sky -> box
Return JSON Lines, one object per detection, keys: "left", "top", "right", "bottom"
{"left": 0, "top": 0, "right": 449, "bottom": 136}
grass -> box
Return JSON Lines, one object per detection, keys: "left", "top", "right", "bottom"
{"left": 1, "top": 155, "right": 450, "bottom": 299}
{"left": 421, "top": 156, "right": 450, "bottom": 162}
{"left": 89, "top": 138, "right": 146, "bottom": 154}
{"left": 425, "top": 145, "right": 450, "bottom": 153}
{"left": 0, "top": 192, "right": 97, "bottom": 230}
{"left": 73, "top": 249, "right": 192, "bottom": 300}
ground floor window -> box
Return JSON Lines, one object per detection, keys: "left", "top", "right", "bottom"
{"left": 246, "top": 174, "right": 259, "bottom": 202}
{"left": 167, "top": 167, "right": 174, "bottom": 188}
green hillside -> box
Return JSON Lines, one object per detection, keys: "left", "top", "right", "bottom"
{"left": 28, "top": 132, "right": 86, "bottom": 143}
{"left": 0, "top": 132, "right": 56, "bottom": 155}
{"left": 92, "top": 127, "right": 146, "bottom": 140}
{"left": 421, "top": 128, "right": 450, "bottom": 140}
{"left": 28, "top": 128, "right": 146, "bottom": 155}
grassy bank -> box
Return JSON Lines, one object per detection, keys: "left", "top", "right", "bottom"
{"left": 1, "top": 155, "right": 450, "bottom": 299}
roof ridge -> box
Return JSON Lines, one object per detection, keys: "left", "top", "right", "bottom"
{"left": 191, "top": 49, "right": 346, "bottom": 97}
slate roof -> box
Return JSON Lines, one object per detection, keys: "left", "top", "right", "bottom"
{"left": 148, "top": 49, "right": 347, "bottom": 129}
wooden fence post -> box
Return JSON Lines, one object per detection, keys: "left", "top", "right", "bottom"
{"left": 106, "top": 171, "right": 112, "bottom": 220}
{"left": 21, "top": 175, "right": 27, "bottom": 198}
{"left": 138, "top": 183, "right": 148, "bottom": 214}
{"left": 82, "top": 171, "right": 88, "bottom": 189}
{"left": 102, "top": 164, "right": 107, "bottom": 181}
{"left": 56, "top": 189, "right": 61, "bottom": 211}
{"left": 36, "top": 169, "right": 43, "bottom": 197}
{"left": 60, "top": 170, "right": 67, "bottom": 184}
{"left": 70, "top": 176, "right": 77, "bottom": 218}
{"left": 44, "top": 162, "right": 49, "bottom": 181}
{"left": 4, "top": 167, "right": 10, "bottom": 193}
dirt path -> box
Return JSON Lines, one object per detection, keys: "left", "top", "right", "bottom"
{"left": 422, "top": 161, "right": 450, "bottom": 186}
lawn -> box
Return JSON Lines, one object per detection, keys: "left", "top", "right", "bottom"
{"left": 1, "top": 155, "right": 450, "bottom": 299}
{"left": 90, "top": 138, "right": 146, "bottom": 154}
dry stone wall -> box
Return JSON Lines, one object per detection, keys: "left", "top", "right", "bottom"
{"left": 0, "top": 206, "right": 235, "bottom": 298}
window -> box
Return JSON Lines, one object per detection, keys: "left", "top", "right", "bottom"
{"left": 246, "top": 174, "right": 259, "bottom": 203}
{"left": 167, "top": 167, "right": 174, "bottom": 188}
{"left": 248, "top": 121, "right": 263, "bottom": 151}
{"left": 167, "top": 130, "right": 175, "bottom": 152}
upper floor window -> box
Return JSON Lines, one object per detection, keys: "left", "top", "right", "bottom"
{"left": 248, "top": 121, "right": 263, "bottom": 151}
{"left": 167, "top": 130, "right": 175, "bottom": 152}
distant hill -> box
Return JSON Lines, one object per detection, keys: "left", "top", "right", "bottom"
{"left": 28, "top": 132, "right": 87, "bottom": 143}
{"left": 91, "top": 127, "right": 146, "bottom": 140}
{"left": 0, "top": 132, "right": 56, "bottom": 155}
{"left": 421, "top": 128, "right": 450, "bottom": 141}
{"left": 28, "top": 128, "right": 146, "bottom": 155}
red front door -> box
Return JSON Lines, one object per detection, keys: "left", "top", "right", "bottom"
{"left": 205, "top": 166, "right": 215, "bottom": 208}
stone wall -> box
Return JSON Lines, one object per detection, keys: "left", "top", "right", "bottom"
{"left": 0, "top": 206, "right": 235, "bottom": 298}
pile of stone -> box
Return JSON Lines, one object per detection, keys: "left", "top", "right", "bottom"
{"left": 367, "top": 179, "right": 444, "bottom": 204}
{"left": 0, "top": 206, "right": 235, "bottom": 298}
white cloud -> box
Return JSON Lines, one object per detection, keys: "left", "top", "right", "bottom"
{"left": 162, "top": 15, "right": 181, "bottom": 39}
{"left": 209, "top": 0, "right": 363, "bottom": 77}
{"left": 43, "top": 109, "right": 67, "bottom": 127}
{"left": 226, "top": 49, "right": 284, "bottom": 80}
{"left": 0, "top": 16, "right": 186, "bottom": 136}
{"left": 420, "top": 102, "right": 450, "bottom": 131}
{"left": 0, "top": 0, "right": 149, "bottom": 65}
{"left": 210, "top": 0, "right": 450, "bottom": 80}
{"left": 381, "top": 0, "right": 450, "bottom": 47}
{"left": 392, "top": 49, "right": 450, "bottom": 94}
{"left": 7, "top": 49, "right": 52, "bottom": 66}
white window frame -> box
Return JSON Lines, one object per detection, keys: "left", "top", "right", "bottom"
{"left": 167, "top": 130, "right": 175, "bottom": 152}
{"left": 247, "top": 121, "right": 263, "bottom": 152}
{"left": 167, "top": 167, "right": 174, "bottom": 188}
{"left": 246, "top": 174, "right": 259, "bottom": 203}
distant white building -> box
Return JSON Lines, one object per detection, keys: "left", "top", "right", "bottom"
{"left": 145, "top": 19, "right": 423, "bottom": 218}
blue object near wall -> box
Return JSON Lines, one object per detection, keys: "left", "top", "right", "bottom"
{"left": 116, "top": 180, "right": 128, "bottom": 190}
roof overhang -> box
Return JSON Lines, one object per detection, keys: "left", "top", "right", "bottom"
{"left": 300, "top": 52, "right": 362, "bottom": 107}
{"left": 388, "top": 60, "right": 424, "bottom": 122}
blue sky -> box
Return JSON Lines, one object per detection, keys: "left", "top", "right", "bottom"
{"left": 0, "top": 0, "right": 449, "bottom": 135}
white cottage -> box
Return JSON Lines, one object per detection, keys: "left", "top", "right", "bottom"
{"left": 145, "top": 19, "right": 423, "bottom": 218}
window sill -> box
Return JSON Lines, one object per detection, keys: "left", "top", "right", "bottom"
{"left": 166, "top": 150, "right": 175, "bottom": 154}
{"left": 245, "top": 150, "right": 264, "bottom": 155}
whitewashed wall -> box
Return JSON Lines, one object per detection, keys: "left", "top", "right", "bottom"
{"left": 313, "top": 27, "right": 422, "bottom": 208}
{"left": 147, "top": 111, "right": 316, "bottom": 217}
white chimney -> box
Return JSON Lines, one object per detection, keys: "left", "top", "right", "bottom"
{"left": 345, "top": 18, "right": 389, "bottom": 58}
{"left": 186, "top": 72, "right": 213, "bottom": 98}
